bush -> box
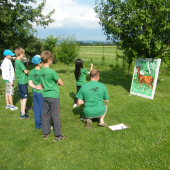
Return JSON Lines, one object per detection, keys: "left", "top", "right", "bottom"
{"left": 57, "top": 35, "right": 80, "bottom": 65}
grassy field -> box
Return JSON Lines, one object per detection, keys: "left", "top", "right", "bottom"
{"left": 0, "top": 47, "right": 170, "bottom": 169}
{"left": 79, "top": 46, "right": 123, "bottom": 67}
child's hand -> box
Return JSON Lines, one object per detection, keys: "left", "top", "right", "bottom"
{"left": 91, "top": 63, "right": 93, "bottom": 67}
{"left": 36, "top": 84, "right": 42, "bottom": 90}
{"left": 24, "top": 70, "right": 28, "bottom": 74}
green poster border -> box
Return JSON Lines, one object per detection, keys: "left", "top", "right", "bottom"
{"left": 130, "top": 58, "right": 161, "bottom": 100}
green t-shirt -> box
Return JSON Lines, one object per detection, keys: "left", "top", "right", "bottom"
{"left": 15, "top": 60, "right": 28, "bottom": 84}
{"left": 76, "top": 68, "right": 89, "bottom": 86}
{"left": 40, "top": 67, "right": 59, "bottom": 98}
{"left": 29, "top": 69, "right": 42, "bottom": 93}
{"left": 76, "top": 81, "right": 109, "bottom": 117}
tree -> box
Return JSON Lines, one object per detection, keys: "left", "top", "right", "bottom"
{"left": 0, "top": 0, "right": 55, "bottom": 59}
{"left": 95, "top": 0, "right": 170, "bottom": 75}
{"left": 24, "top": 35, "right": 43, "bottom": 65}
{"left": 41, "top": 35, "right": 58, "bottom": 63}
{"left": 41, "top": 35, "right": 58, "bottom": 53}
{"left": 57, "top": 35, "right": 80, "bottom": 65}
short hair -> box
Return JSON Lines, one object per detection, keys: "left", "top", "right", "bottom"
{"left": 41, "top": 50, "right": 53, "bottom": 63}
{"left": 15, "top": 47, "right": 25, "bottom": 57}
{"left": 90, "top": 69, "right": 100, "bottom": 78}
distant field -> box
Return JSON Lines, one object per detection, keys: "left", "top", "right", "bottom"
{"left": 78, "top": 46, "right": 123, "bottom": 66}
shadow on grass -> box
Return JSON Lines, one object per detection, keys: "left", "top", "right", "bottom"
{"left": 13, "top": 92, "right": 33, "bottom": 109}
{"left": 87, "top": 69, "right": 133, "bottom": 92}
{"left": 53, "top": 69, "right": 74, "bottom": 74}
{"left": 72, "top": 106, "right": 84, "bottom": 119}
{"left": 69, "top": 92, "right": 75, "bottom": 100}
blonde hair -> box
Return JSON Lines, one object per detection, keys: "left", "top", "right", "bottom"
{"left": 41, "top": 50, "right": 53, "bottom": 63}
{"left": 15, "top": 47, "right": 25, "bottom": 57}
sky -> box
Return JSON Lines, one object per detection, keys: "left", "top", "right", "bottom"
{"left": 33, "top": 0, "right": 107, "bottom": 41}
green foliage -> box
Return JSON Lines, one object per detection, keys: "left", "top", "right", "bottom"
{"left": 57, "top": 35, "right": 80, "bottom": 65}
{"left": 0, "top": 0, "right": 55, "bottom": 59}
{"left": 42, "top": 35, "right": 58, "bottom": 53}
{"left": 24, "top": 35, "right": 42, "bottom": 56}
{"left": 42, "top": 35, "right": 58, "bottom": 63}
{"left": 95, "top": 0, "right": 170, "bottom": 67}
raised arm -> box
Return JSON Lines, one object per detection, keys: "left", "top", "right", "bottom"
{"left": 88, "top": 63, "right": 93, "bottom": 74}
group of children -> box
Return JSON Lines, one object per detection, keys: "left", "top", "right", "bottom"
{"left": 1, "top": 47, "right": 93, "bottom": 141}
{"left": 1, "top": 48, "right": 66, "bottom": 141}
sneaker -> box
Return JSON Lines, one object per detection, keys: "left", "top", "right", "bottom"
{"left": 10, "top": 105, "right": 18, "bottom": 110}
{"left": 54, "top": 135, "right": 66, "bottom": 141}
{"left": 73, "top": 104, "right": 77, "bottom": 108}
{"left": 6, "top": 105, "right": 10, "bottom": 109}
{"left": 43, "top": 134, "right": 49, "bottom": 139}
{"left": 20, "top": 114, "right": 30, "bottom": 119}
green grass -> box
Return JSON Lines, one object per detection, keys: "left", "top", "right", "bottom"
{"left": 78, "top": 46, "right": 123, "bottom": 67}
{"left": 0, "top": 50, "right": 170, "bottom": 169}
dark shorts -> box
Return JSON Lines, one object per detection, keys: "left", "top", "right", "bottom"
{"left": 18, "top": 83, "right": 28, "bottom": 99}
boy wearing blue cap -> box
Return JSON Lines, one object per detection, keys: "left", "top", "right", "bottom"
{"left": 1, "top": 49, "right": 18, "bottom": 110}
{"left": 15, "top": 47, "right": 29, "bottom": 119}
{"left": 29, "top": 55, "right": 43, "bottom": 129}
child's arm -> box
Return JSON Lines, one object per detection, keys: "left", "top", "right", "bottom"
{"left": 103, "top": 99, "right": 109, "bottom": 103}
{"left": 57, "top": 78, "right": 64, "bottom": 86}
{"left": 24, "top": 69, "right": 28, "bottom": 74}
{"left": 29, "top": 81, "right": 42, "bottom": 91}
{"left": 29, "top": 80, "right": 37, "bottom": 89}
{"left": 88, "top": 63, "right": 93, "bottom": 74}
{"left": 77, "top": 99, "right": 84, "bottom": 105}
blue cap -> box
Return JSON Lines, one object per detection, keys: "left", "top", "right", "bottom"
{"left": 3, "top": 49, "right": 15, "bottom": 56}
{"left": 32, "top": 55, "right": 41, "bottom": 65}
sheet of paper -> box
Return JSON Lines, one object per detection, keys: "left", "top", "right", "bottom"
{"left": 108, "top": 123, "right": 128, "bottom": 131}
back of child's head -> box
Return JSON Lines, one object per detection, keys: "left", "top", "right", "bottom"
{"left": 15, "top": 47, "right": 25, "bottom": 57}
{"left": 41, "top": 51, "right": 53, "bottom": 63}
{"left": 75, "top": 59, "right": 83, "bottom": 69}
{"left": 74, "top": 59, "right": 83, "bottom": 81}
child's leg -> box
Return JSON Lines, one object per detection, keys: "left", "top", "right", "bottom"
{"left": 5, "top": 82, "right": 11, "bottom": 106}
{"left": 42, "top": 98, "right": 51, "bottom": 135}
{"left": 74, "top": 86, "right": 81, "bottom": 104}
{"left": 21, "top": 98, "right": 27, "bottom": 115}
{"left": 51, "top": 98, "right": 62, "bottom": 137}
{"left": 8, "top": 94, "right": 13, "bottom": 106}
{"left": 5, "top": 94, "right": 10, "bottom": 106}
{"left": 18, "top": 83, "right": 28, "bottom": 115}
{"left": 33, "top": 92, "right": 42, "bottom": 129}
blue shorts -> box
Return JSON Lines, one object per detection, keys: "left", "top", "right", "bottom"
{"left": 18, "top": 83, "right": 28, "bottom": 99}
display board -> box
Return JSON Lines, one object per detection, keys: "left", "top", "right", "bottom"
{"left": 130, "top": 58, "right": 161, "bottom": 99}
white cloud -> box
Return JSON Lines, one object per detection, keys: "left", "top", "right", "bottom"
{"left": 33, "top": 0, "right": 100, "bottom": 29}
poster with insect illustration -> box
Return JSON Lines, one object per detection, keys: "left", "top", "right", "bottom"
{"left": 130, "top": 58, "right": 161, "bottom": 99}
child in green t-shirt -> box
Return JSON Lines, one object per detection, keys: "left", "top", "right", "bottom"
{"left": 15, "top": 47, "right": 29, "bottom": 119}
{"left": 73, "top": 59, "right": 93, "bottom": 108}
{"left": 29, "top": 55, "right": 43, "bottom": 129}
{"left": 40, "top": 50, "right": 66, "bottom": 141}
